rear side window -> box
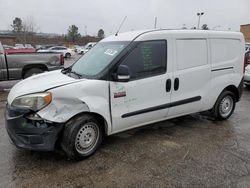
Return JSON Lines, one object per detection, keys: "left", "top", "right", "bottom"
{"left": 120, "top": 40, "right": 167, "bottom": 80}
{"left": 176, "top": 39, "right": 208, "bottom": 70}
{"left": 210, "top": 39, "right": 241, "bottom": 64}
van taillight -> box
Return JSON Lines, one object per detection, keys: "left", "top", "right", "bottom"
{"left": 60, "top": 54, "right": 64, "bottom": 65}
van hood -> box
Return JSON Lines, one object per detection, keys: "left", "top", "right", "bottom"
{"left": 7, "top": 70, "right": 82, "bottom": 104}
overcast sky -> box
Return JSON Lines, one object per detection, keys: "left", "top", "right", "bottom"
{"left": 0, "top": 0, "right": 249, "bottom": 36}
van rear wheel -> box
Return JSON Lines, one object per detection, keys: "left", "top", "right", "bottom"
{"left": 61, "top": 114, "right": 103, "bottom": 160}
{"left": 211, "top": 91, "right": 236, "bottom": 120}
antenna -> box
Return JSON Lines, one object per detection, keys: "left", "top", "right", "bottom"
{"left": 115, "top": 16, "right": 127, "bottom": 36}
{"left": 154, "top": 17, "right": 157, "bottom": 29}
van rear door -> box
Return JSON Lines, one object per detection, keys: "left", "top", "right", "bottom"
{"left": 168, "top": 36, "right": 211, "bottom": 117}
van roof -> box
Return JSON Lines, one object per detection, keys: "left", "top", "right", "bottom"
{"left": 101, "top": 29, "right": 243, "bottom": 42}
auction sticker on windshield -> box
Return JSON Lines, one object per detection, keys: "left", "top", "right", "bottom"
{"left": 104, "top": 49, "right": 118, "bottom": 56}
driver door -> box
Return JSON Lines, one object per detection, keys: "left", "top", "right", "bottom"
{"left": 110, "top": 40, "right": 171, "bottom": 133}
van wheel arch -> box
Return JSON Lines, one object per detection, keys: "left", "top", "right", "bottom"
{"left": 63, "top": 112, "right": 109, "bottom": 136}
{"left": 222, "top": 85, "right": 239, "bottom": 102}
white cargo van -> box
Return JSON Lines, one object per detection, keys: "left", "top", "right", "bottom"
{"left": 5, "top": 30, "right": 245, "bottom": 160}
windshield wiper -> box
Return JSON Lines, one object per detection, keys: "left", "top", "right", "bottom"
{"left": 69, "top": 70, "right": 82, "bottom": 78}
{"left": 61, "top": 66, "right": 72, "bottom": 74}
{"left": 61, "top": 66, "right": 82, "bottom": 78}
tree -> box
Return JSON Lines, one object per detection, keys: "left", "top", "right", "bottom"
{"left": 201, "top": 24, "right": 209, "bottom": 30}
{"left": 11, "top": 17, "right": 23, "bottom": 33}
{"left": 23, "top": 16, "right": 38, "bottom": 34}
{"left": 67, "top": 25, "right": 81, "bottom": 43}
{"left": 22, "top": 16, "right": 38, "bottom": 43}
{"left": 98, "top": 29, "right": 105, "bottom": 38}
{"left": 11, "top": 16, "right": 39, "bottom": 43}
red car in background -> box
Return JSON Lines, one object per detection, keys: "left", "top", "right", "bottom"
{"left": 3, "top": 45, "right": 36, "bottom": 54}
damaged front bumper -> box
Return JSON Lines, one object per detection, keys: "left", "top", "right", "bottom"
{"left": 5, "top": 104, "right": 63, "bottom": 151}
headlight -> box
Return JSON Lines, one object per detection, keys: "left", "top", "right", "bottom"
{"left": 11, "top": 92, "right": 52, "bottom": 111}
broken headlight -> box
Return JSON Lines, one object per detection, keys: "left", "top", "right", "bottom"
{"left": 11, "top": 92, "right": 52, "bottom": 111}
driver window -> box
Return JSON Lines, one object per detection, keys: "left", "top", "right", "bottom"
{"left": 120, "top": 40, "right": 167, "bottom": 80}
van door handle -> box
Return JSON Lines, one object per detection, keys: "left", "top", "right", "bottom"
{"left": 166, "top": 79, "right": 171, "bottom": 92}
{"left": 174, "top": 78, "right": 179, "bottom": 91}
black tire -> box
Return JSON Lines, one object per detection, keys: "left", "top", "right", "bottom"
{"left": 65, "top": 53, "right": 71, "bottom": 58}
{"left": 211, "top": 91, "right": 236, "bottom": 121}
{"left": 23, "top": 68, "right": 44, "bottom": 79}
{"left": 61, "top": 114, "right": 103, "bottom": 160}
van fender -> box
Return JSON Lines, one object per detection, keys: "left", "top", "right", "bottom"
{"left": 79, "top": 95, "right": 112, "bottom": 135}
{"left": 37, "top": 96, "right": 112, "bottom": 135}
{"left": 37, "top": 97, "right": 90, "bottom": 123}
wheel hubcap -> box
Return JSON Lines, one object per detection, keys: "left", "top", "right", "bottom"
{"left": 75, "top": 123, "right": 99, "bottom": 154}
{"left": 219, "top": 95, "right": 233, "bottom": 118}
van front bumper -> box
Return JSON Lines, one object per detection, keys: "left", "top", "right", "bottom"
{"left": 5, "top": 105, "right": 63, "bottom": 151}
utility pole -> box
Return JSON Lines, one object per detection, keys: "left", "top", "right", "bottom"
{"left": 84, "top": 25, "right": 87, "bottom": 36}
{"left": 154, "top": 17, "right": 157, "bottom": 29}
{"left": 197, "top": 12, "right": 204, "bottom": 29}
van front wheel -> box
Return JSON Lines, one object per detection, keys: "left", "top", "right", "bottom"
{"left": 61, "top": 114, "right": 103, "bottom": 160}
{"left": 211, "top": 91, "right": 236, "bottom": 121}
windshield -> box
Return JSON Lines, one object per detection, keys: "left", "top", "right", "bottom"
{"left": 71, "top": 41, "right": 129, "bottom": 77}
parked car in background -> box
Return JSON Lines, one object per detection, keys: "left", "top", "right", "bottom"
{"left": 77, "top": 42, "right": 97, "bottom": 54}
{"left": 246, "top": 43, "right": 250, "bottom": 52}
{"left": 3, "top": 44, "right": 36, "bottom": 54}
{"left": 24, "top": 44, "right": 34, "bottom": 49}
{"left": 37, "top": 46, "right": 74, "bottom": 58}
{"left": 2, "top": 45, "right": 14, "bottom": 49}
{"left": 246, "top": 50, "right": 250, "bottom": 63}
{"left": 244, "top": 65, "right": 250, "bottom": 87}
{"left": 14, "top": 44, "right": 25, "bottom": 49}
{"left": 244, "top": 50, "right": 250, "bottom": 87}
{"left": 35, "top": 44, "right": 57, "bottom": 51}
{"left": 35, "top": 45, "right": 42, "bottom": 50}
{"left": 0, "top": 42, "right": 64, "bottom": 80}
{"left": 72, "top": 45, "right": 81, "bottom": 52}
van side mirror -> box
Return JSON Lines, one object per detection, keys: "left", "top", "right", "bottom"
{"left": 115, "top": 65, "right": 131, "bottom": 82}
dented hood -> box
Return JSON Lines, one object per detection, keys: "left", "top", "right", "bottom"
{"left": 7, "top": 70, "right": 82, "bottom": 104}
